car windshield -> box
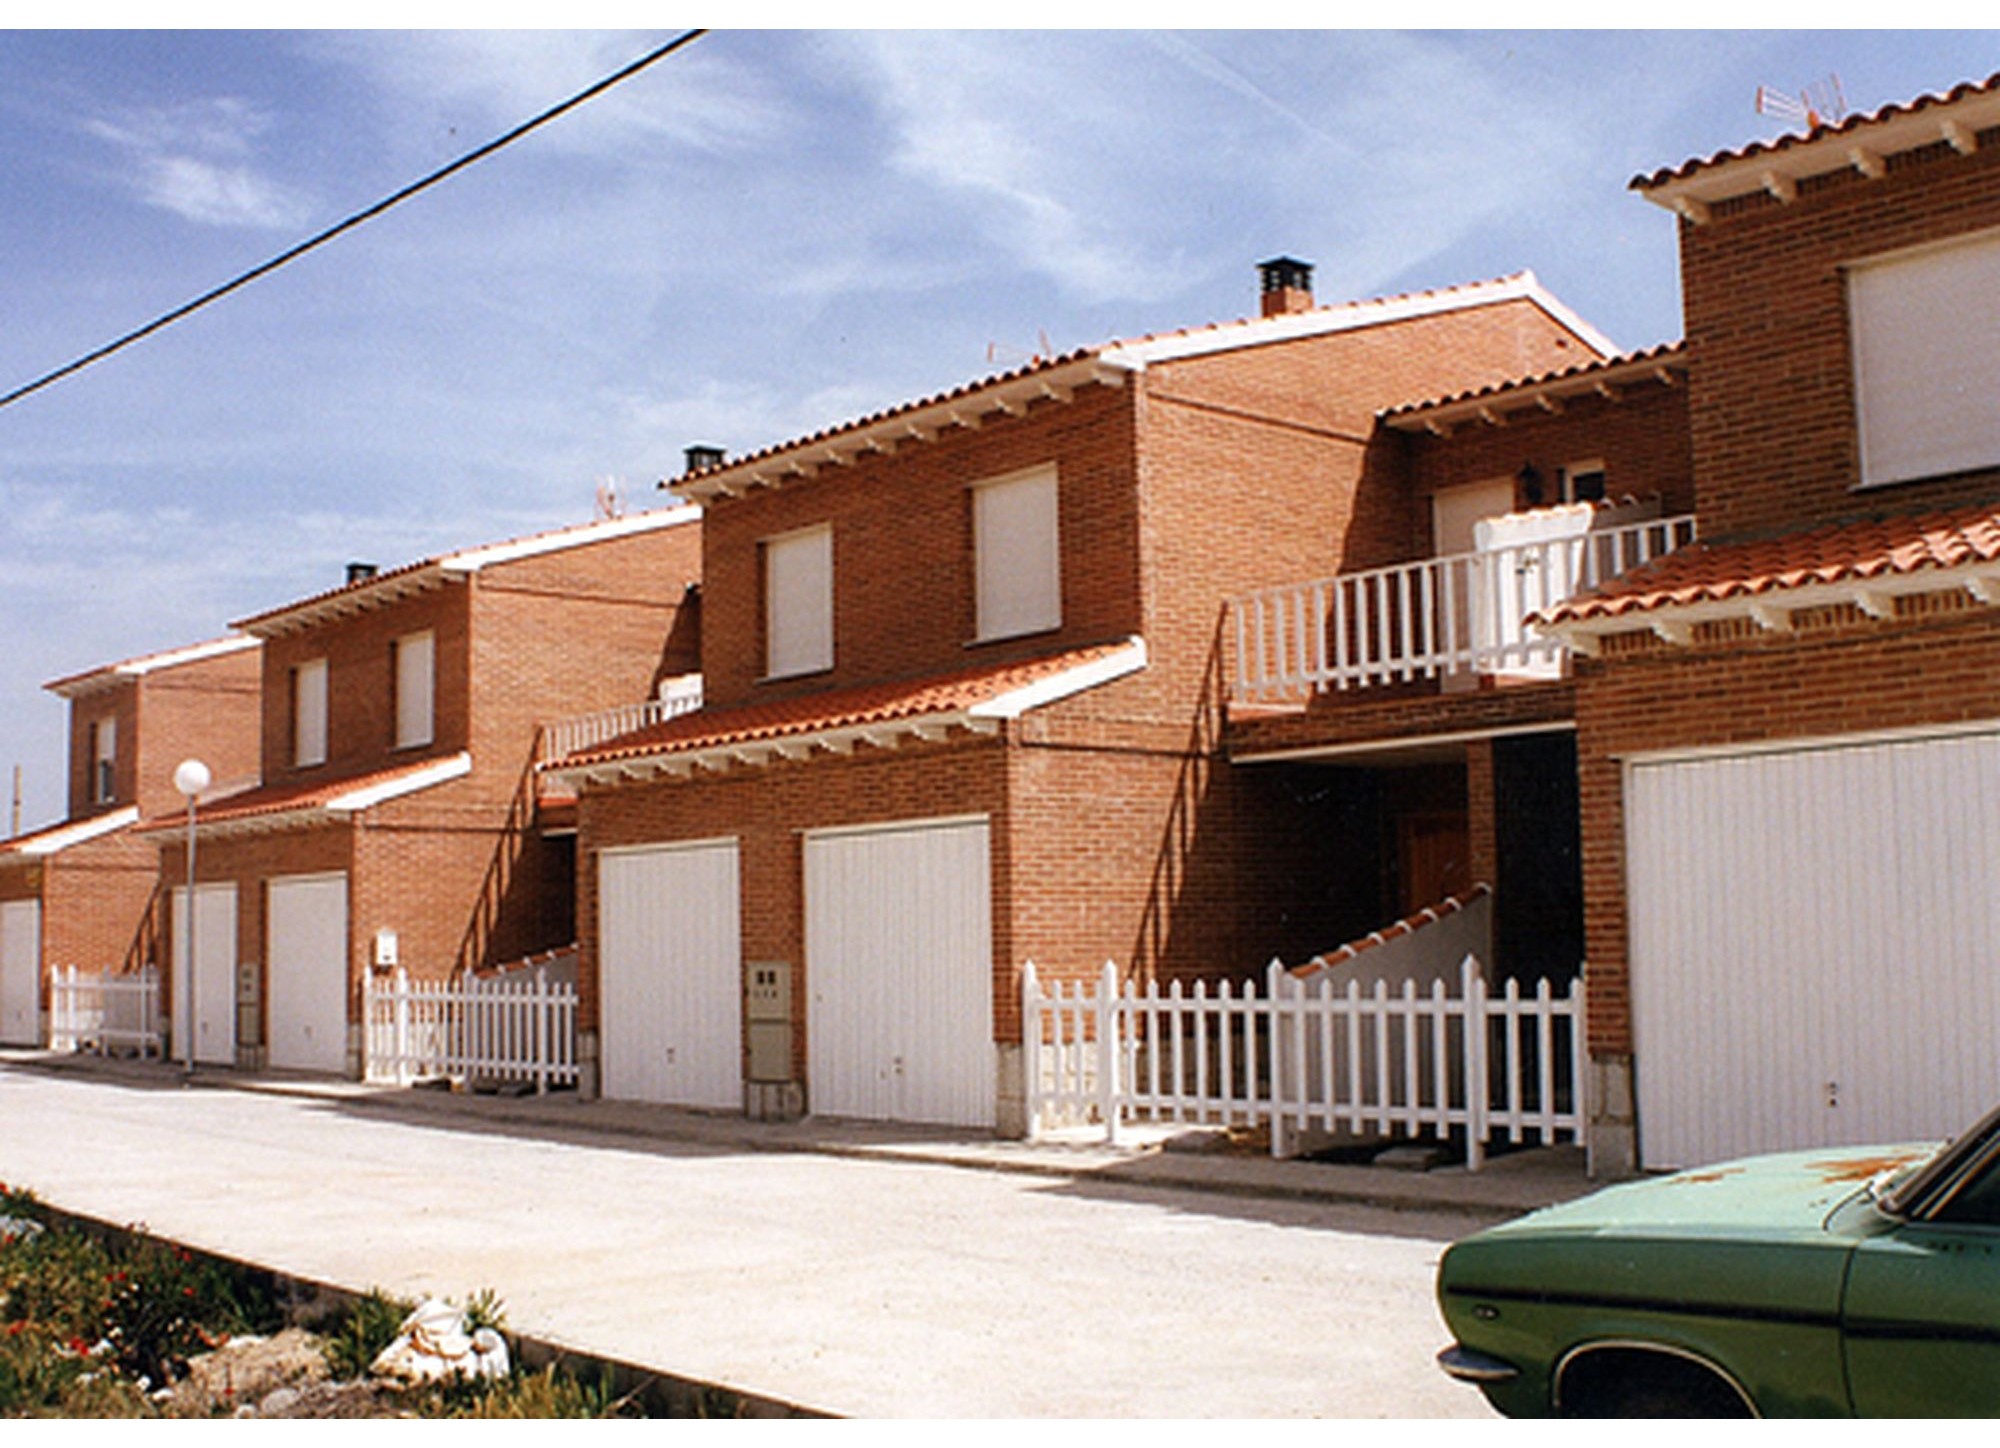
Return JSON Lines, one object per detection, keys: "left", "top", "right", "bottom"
{"left": 1877, "top": 1102, "right": 2000, "bottom": 1219}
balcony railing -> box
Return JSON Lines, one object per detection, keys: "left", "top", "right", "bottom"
{"left": 540, "top": 682, "right": 703, "bottom": 763}
{"left": 1230, "top": 512, "right": 1695, "bottom": 702}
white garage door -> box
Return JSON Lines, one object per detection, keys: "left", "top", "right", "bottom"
{"left": 268, "top": 873, "right": 349, "bottom": 1074}
{"left": 806, "top": 817, "right": 994, "bottom": 1127}
{"left": 1628, "top": 726, "right": 2000, "bottom": 1169}
{"left": 171, "top": 884, "right": 238, "bottom": 1066}
{"left": 598, "top": 838, "right": 741, "bottom": 1108}
{"left": 0, "top": 899, "right": 41, "bottom": 1046}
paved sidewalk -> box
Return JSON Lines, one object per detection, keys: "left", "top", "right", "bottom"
{"left": 0, "top": 1049, "right": 1594, "bottom": 1416}
{"left": 11, "top": 1049, "right": 1590, "bottom": 1220}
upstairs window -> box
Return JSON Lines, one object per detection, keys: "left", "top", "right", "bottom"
{"left": 89, "top": 717, "right": 116, "bottom": 804}
{"left": 293, "top": 658, "right": 328, "bottom": 768}
{"left": 1560, "top": 460, "right": 1607, "bottom": 505}
{"left": 1849, "top": 228, "right": 2000, "bottom": 488}
{"left": 393, "top": 630, "right": 435, "bottom": 749}
{"left": 972, "top": 466, "right": 1061, "bottom": 642}
{"left": 764, "top": 526, "right": 833, "bottom": 679}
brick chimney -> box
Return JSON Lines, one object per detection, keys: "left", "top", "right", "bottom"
{"left": 1258, "top": 256, "right": 1315, "bottom": 317}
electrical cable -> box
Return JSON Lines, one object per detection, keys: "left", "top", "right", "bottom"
{"left": 0, "top": 28, "right": 707, "bottom": 414}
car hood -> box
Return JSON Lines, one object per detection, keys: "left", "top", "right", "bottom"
{"left": 1481, "top": 1141, "right": 1939, "bottom": 1242}
{"left": 1439, "top": 1143, "right": 1940, "bottom": 1316}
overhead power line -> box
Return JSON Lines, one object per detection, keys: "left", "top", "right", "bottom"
{"left": 0, "top": 28, "right": 708, "bottom": 415}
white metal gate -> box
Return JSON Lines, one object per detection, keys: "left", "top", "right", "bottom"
{"left": 0, "top": 899, "right": 41, "bottom": 1046}
{"left": 805, "top": 816, "right": 994, "bottom": 1127}
{"left": 267, "top": 872, "right": 349, "bottom": 1073}
{"left": 598, "top": 838, "right": 742, "bottom": 1109}
{"left": 1628, "top": 725, "right": 2000, "bottom": 1169}
{"left": 170, "top": 883, "right": 238, "bottom": 1065}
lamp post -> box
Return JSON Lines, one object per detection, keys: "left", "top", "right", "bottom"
{"left": 172, "top": 758, "right": 210, "bottom": 1075}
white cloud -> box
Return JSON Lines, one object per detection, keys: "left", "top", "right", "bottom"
{"left": 83, "top": 96, "right": 313, "bottom": 230}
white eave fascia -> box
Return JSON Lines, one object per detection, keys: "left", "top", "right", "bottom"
{"left": 324, "top": 752, "right": 472, "bottom": 813}
{"left": 438, "top": 505, "right": 700, "bottom": 575}
{"left": 45, "top": 635, "right": 260, "bottom": 699}
{"left": 1537, "top": 562, "right": 2000, "bottom": 653}
{"left": 671, "top": 358, "right": 1129, "bottom": 504}
{"left": 1101, "top": 273, "right": 1619, "bottom": 369}
{"left": 1639, "top": 88, "right": 2000, "bottom": 220}
{"left": 552, "top": 639, "right": 1148, "bottom": 790}
{"left": 1384, "top": 349, "right": 1686, "bottom": 434}
{"left": 965, "top": 636, "right": 1147, "bottom": 718}
{"left": 5, "top": 806, "right": 140, "bottom": 857}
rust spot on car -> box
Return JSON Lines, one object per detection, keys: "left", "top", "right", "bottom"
{"left": 1806, "top": 1152, "right": 1925, "bottom": 1183}
{"left": 1667, "top": 1168, "right": 1744, "bottom": 1185}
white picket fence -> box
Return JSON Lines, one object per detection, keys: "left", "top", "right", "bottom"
{"left": 364, "top": 964, "right": 578, "bottom": 1092}
{"left": 47, "top": 965, "right": 164, "bottom": 1058}
{"left": 1022, "top": 955, "right": 1584, "bottom": 1169}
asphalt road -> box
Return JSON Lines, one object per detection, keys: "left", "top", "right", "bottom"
{"left": 0, "top": 1063, "right": 1495, "bottom": 1417}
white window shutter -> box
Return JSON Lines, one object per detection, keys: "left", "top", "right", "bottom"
{"left": 295, "top": 658, "right": 328, "bottom": 767}
{"left": 1850, "top": 229, "right": 2000, "bottom": 488}
{"left": 395, "top": 631, "right": 434, "bottom": 748}
{"left": 974, "top": 467, "right": 1061, "bottom": 642}
{"left": 766, "top": 528, "right": 833, "bottom": 678}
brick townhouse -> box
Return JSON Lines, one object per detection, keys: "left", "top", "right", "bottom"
{"left": 0, "top": 636, "right": 261, "bottom": 1046}
{"left": 1533, "top": 73, "right": 2000, "bottom": 1174}
{"left": 545, "top": 262, "right": 1625, "bottom": 1131}
{"left": 141, "top": 507, "right": 701, "bottom": 1074}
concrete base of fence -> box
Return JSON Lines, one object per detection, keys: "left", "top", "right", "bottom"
{"left": 993, "top": 1044, "right": 1027, "bottom": 1140}
{"left": 744, "top": 1080, "right": 804, "bottom": 1121}
{"left": 1585, "top": 1054, "right": 1637, "bottom": 1179}
{"left": 576, "top": 1029, "right": 601, "bottom": 1101}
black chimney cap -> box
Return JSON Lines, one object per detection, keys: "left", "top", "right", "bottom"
{"left": 683, "top": 444, "right": 726, "bottom": 475}
{"left": 1257, "top": 256, "right": 1315, "bottom": 294}
{"left": 346, "top": 562, "right": 379, "bottom": 585}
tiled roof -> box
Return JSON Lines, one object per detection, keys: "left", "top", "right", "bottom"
{"left": 44, "top": 635, "right": 258, "bottom": 699}
{"left": 234, "top": 505, "right": 699, "bottom": 637}
{"left": 1289, "top": 885, "right": 1491, "bottom": 979}
{"left": 550, "top": 639, "right": 1145, "bottom": 778}
{"left": 1381, "top": 342, "right": 1687, "bottom": 425}
{"left": 671, "top": 273, "right": 1614, "bottom": 502}
{"left": 1539, "top": 501, "right": 2000, "bottom": 628}
{"left": 1633, "top": 72, "right": 2000, "bottom": 218}
{"left": 0, "top": 806, "right": 140, "bottom": 859}
{"left": 136, "top": 753, "right": 471, "bottom": 835}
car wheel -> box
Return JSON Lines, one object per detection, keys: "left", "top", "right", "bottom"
{"left": 1557, "top": 1349, "right": 1753, "bottom": 1418}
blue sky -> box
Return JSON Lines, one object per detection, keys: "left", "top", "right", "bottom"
{"left": 1, "top": 29, "right": 1995, "bottom": 829}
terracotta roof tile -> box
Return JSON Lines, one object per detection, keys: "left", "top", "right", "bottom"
{"left": 135, "top": 754, "right": 469, "bottom": 832}
{"left": 1382, "top": 342, "right": 1686, "bottom": 420}
{"left": 1541, "top": 501, "right": 2000, "bottom": 626}
{"left": 1633, "top": 71, "right": 2000, "bottom": 192}
{"left": 552, "top": 641, "right": 1140, "bottom": 771}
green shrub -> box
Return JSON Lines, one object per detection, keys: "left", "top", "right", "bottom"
{"left": 319, "top": 1289, "right": 412, "bottom": 1382}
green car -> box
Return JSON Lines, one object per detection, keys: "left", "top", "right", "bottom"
{"left": 1436, "top": 1104, "right": 2000, "bottom": 1416}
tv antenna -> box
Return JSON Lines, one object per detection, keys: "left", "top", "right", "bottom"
{"left": 985, "top": 329, "right": 1056, "bottom": 369}
{"left": 1756, "top": 74, "right": 1847, "bottom": 134}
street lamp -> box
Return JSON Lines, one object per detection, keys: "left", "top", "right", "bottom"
{"left": 171, "top": 758, "right": 210, "bottom": 1075}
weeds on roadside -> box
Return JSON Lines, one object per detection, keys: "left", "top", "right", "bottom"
{"left": 316, "top": 1289, "right": 412, "bottom": 1381}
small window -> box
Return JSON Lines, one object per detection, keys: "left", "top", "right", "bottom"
{"left": 1850, "top": 228, "right": 2000, "bottom": 488}
{"left": 293, "top": 658, "right": 328, "bottom": 768}
{"left": 764, "top": 527, "right": 833, "bottom": 679}
{"left": 90, "top": 717, "right": 116, "bottom": 804}
{"left": 1561, "top": 460, "right": 1607, "bottom": 505}
{"left": 393, "top": 631, "right": 435, "bottom": 749}
{"left": 972, "top": 466, "right": 1061, "bottom": 642}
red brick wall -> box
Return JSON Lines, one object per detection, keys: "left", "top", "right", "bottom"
{"left": 257, "top": 584, "right": 474, "bottom": 784}
{"left": 1575, "top": 604, "right": 2000, "bottom": 1057}
{"left": 64, "top": 684, "right": 136, "bottom": 820}
{"left": 1393, "top": 382, "right": 1695, "bottom": 569}
{"left": 1679, "top": 136, "right": 2000, "bottom": 536}
{"left": 695, "top": 385, "right": 1143, "bottom": 711}
{"left": 132, "top": 647, "right": 262, "bottom": 818}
